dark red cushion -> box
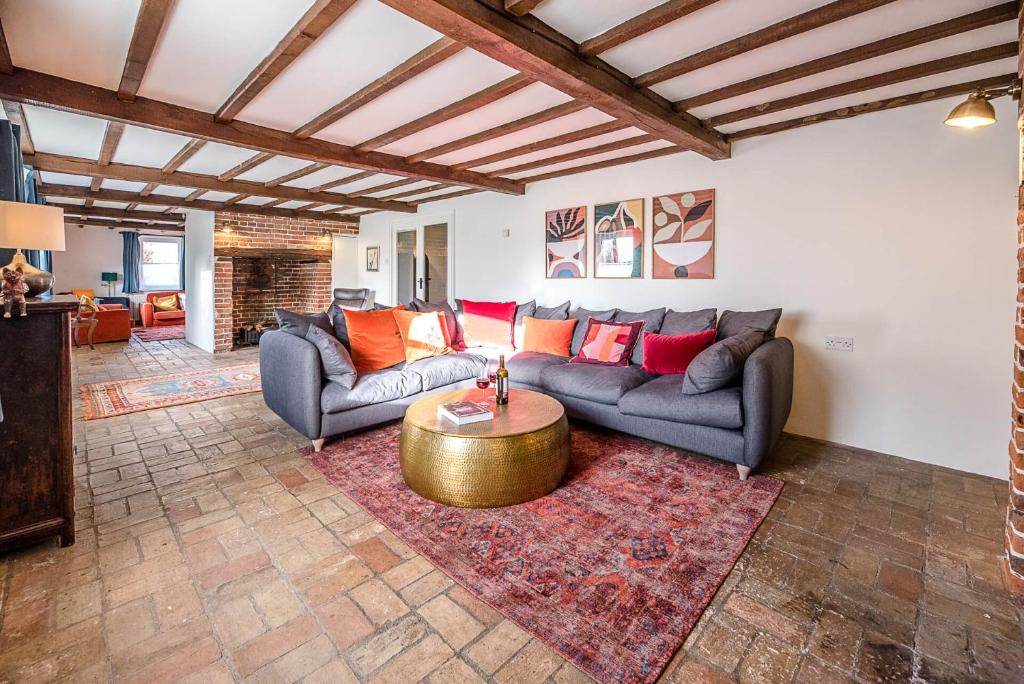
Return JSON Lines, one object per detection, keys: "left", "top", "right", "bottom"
{"left": 641, "top": 329, "right": 717, "bottom": 375}
{"left": 460, "top": 299, "right": 517, "bottom": 349}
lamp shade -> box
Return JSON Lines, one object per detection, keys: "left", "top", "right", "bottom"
{"left": 945, "top": 93, "right": 997, "bottom": 129}
{"left": 0, "top": 201, "right": 66, "bottom": 251}
{"left": 101, "top": 272, "right": 118, "bottom": 282}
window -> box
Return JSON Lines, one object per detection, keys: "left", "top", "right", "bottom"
{"left": 140, "top": 236, "right": 183, "bottom": 291}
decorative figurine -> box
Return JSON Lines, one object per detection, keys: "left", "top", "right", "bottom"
{"left": 2, "top": 266, "right": 28, "bottom": 318}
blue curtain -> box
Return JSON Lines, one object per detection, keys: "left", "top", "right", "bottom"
{"left": 121, "top": 231, "right": 142, "bottom": 294}
{"left": 0, "top": 124, "right": 51, "bottom": 271}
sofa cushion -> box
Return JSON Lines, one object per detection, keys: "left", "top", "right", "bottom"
{"left": 275, "top": 308, "right": 333, "bottom": 338}
{"left": 153, "top": 310, "right": 185, "bottom": 321}
{"left": 683, "top": 330, "right": 766, "bottom": 395}
{"left": 394, "top": 309, "right": 452, "bottom": 363}
{"left": 618, "top": 374, "right": 743, "bottom": 429}
{"left": 410, "top": 299, "right": 463, "bottom": 349}
{"left": 535, "top": 301, "right": 570, "bottom": 320}
{"left": 522, "top": 317, "right": 576, "bottom": 356}
{"left": 572, "top": 318, "right": 643, "bottom": 367}
{"left": 406, "top": 353, "right": 486, "bottom": 391}
{"left": 661, "top": 308, "right": 717, "bottom": 335}
{"left": 506, "top": 351, "right": 569, "bottom": 387}
{"left": 718, "top": 309, "right": 782, "bottom": 340}
{"left": 541, "top": 363, "right": 652, "bottom": 405}
{"left": 569, "top": 307, "right": 617, "bottom": 356}
{"left": 321, "top": 366, "right": 422, "bottom": 413}
{"left": 513, "top": 300, "right": 536, "bottom": 349}
{"left": 641, "top": 329, "right": 716, "bottom": 375}
{"left": 305, "top": 326, "right": 357, "bottom": 389}
{"left": 344, "top": 307, "right": 406, "bottom": 373}
{"left": 614, "top": 308, "right": 666, "bottom": 365}
{"left": 460, "top": 299, "right": 516, "bottom": 350}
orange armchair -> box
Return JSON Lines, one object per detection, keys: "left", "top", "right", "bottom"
{"left": 140, "top": 291, "right": 185, "bottom": 327}
{"left": 72, "top": 304, "right": 131, "bottom": 346}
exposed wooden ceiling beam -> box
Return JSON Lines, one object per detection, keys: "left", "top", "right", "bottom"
{"left": 28, "top": 152, "right": 415, "bottom": 213}
{"left": 0, "top": 68, "right": 524, "bottom": 194}
{"left": 64, "top": 214, "right": 184, "bottom": 228}
{"left": 309, "top": 170, "right": 377, "bottom": 192}
{"left": 0, "top": 21, "right": 12, "bottom": 75}
{"left": 295, "top": 37, "right": 465, "bottom": 139}
{"left": 520, "top": 145, "right": 682, "bottom": 184}
{"left": 39, "top": 183, "right": 359, "bottom": 223}
{"left": 50, "top": 204, "right": 184, "bottom": 222}
{"left": 378, "top": 0, "right": 729, "bottom": 160}
{"left": 216, "top": 0, "right": 357, "bottom": 122}
{"left": 265, "top": 162, "right": 328, "bottom": 188}
{"left": 139, "top": 182, "right": 158, "bottom": 197}
{"left": 708, "top": 42, "right": 1017, "bottom": 127}
{"left": 409, "top": 187, "right": 480, "bottom": 204}
{"left": 504, "top": 0, "right": 546, "bottom": 16}
{"left": 381, "top": 182, "right": 451, "bottom": 200}
{"left": 728, "top": 73, "right": 1018, "bottom": 141}
{"left": 580, "top": 0, "right": 722, "bottom": 57}
{"left": 2, "top": 101, "right": 34, "bottom": 154}
{"left": 489, "top": 134, "right": 659, "bottom": 177}
{"left": 218, "top": 152, "right": 273, "bottom": 181}
{"left": 355, "top": 74, "right": 533, "bottom": 152}
{"left": 353, "top": 178, "right": 420, "bottom": 196}
{"left": 161, "top": 138, "right": 206, "bottom": 173}
{"left": 677, "top": 2, "right": 1018, "bottom": 110}
{"left": 404, "top": 100, "right": 585, "bottom": 163}
{"left": 64, "top": 219, "right": 184, "bottom": 232}
{"left": 97, "top": 122, "right": 125, "bottom": 165}
{"left": 635, "top": 0, "right": 898, "bottom": 87}
{"left": 119, "top": 0, "right": 173, "bottom": 101}
{"left": 182, "top": 189, "right": 206, "bottom": 202}
{"left": 455, "top": 120, "right": 630, "bottom": 170}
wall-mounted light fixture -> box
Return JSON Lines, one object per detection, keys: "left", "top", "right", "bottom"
{"left": 945, "top": 81, "right": 1021, "bottom": 129}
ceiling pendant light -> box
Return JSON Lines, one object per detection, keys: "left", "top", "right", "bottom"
{"left": 945, "top": 83, "right": 1021, "bottom": 130}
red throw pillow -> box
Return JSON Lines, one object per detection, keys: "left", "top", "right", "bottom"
{"left": 461, "top": 300, "right": 516, "bottom": 350}
{"left": 570, "top": 318, "right": 643, "bottom": 366}
{"left": 641, "top": 329, "right": 717, "bottom": 375}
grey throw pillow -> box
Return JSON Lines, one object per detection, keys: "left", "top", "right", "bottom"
{"left": 682, "top": 329, "right": 765, "bottom": 395}
{"left": 274, "top": 308, "right": 333, "bottom": 338}
{"left": 534, "top": 301, "right": 570, "bottom": 320}
{"left": 717, "top": 309, "right": 782, "bottom": 340}
{"left": 661, "top": 308, "right": 717, "bottom": 335}
{"left": 514, "top": 300, "right": 537, "bottom": 349}
{"left": 569, "top": 307, "right": 617, "bottom": 356}
{"left": 305, "top": 326, "right": 358, "bottom": 389}
{"left": 614, "top": 308, "right": 666, "bottom": 365}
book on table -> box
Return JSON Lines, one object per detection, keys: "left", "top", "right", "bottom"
{"left": 437, "top": 400, "right": 493, "bottom": 425}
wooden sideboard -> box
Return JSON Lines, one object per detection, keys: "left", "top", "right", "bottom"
{"left": 0, "top": 295, "right": 76, "bottom": 551}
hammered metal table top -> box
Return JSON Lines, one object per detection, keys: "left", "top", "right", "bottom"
{"left": 403, "top": 388, "right": 565, "bottom": 439}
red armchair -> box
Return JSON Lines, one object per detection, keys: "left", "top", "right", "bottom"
{"left": 140, "top": 291, "right": 186, "bottom": 327}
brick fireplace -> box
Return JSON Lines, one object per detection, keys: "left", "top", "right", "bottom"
{"left": 213, "top": 212, "right": 357, "bottom": 352}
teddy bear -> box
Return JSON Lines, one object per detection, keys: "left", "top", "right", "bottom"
{"left": 2, "top": 266, "right": 27, "bottom": 318}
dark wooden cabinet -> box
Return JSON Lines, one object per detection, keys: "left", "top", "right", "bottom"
{"left": 0, "top": 295, "right": 76, "bottom": 551}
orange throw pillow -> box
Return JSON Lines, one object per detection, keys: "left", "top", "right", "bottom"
{"left": 393, "top": 309, "right": 452, "bottom": 364}
{"left": 343, "top": 306, "right": 406, "bottom": 372}
{"left": 522, "top": 317, "right": 576, "bottom": 357}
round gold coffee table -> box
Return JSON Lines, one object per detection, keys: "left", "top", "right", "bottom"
{"left": 399, "top": 388, "right": 570, "bottom": 508}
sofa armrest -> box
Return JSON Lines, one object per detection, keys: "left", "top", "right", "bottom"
{"left": 741, "top": 337, "right": 794, "bottom": 469}
{"left": 139, "top": 302, "right": 154, "bottom": 327}
{"left": 259, "top": 330, "right": 323, "bottom": 439}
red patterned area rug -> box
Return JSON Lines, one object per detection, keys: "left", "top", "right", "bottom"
{"left": 131, "top": 324, "right": 185, "bottom": 342}
{"left": 305, "top": 424, "right": 782, "bottom": 683}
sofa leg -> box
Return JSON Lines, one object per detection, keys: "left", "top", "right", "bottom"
{"left": 736, "top": 465, "right": 751, "bottom": 481}
{"left": 312, "top": 438, "right": 325, "bottom": 453}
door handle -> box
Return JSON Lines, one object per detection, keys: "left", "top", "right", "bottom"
{"left": 417, "top": 278, "right": 424, "bottom": 287}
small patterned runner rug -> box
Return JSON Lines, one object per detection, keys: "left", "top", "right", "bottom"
{"left": 80, "top": 364, "right": 260, "bottom": 420}
{"left": 131, "top": 324, "right": 186, "bottom": 342}
{"left": 305, "top": 424, "right": 782, "bottom": 684}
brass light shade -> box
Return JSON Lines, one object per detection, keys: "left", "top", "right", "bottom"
{"left": 945, "top": 92, "right": 997, "bottom": 129}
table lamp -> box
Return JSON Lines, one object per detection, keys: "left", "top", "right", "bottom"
{"left": 0, "top": 201, "right": 66, "bottom": 297}
{"left": 101, "top": 271, "right": 118, "bottom": 297}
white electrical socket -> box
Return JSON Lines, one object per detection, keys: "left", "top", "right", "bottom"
{"left": 825, "top": 336, "right": 854, "bottom": 352}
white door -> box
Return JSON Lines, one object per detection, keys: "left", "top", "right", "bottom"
{"left": 331, "top": 234, "right": 358, "bottom": 290}
{"left": 392, "top": 216, "right": 453, "bottom": 305}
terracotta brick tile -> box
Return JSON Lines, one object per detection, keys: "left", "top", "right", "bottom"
{"left": 315, "top": 594, "right": 373, "bottom": 650}
{"left": 197, "top": 550, "right": 271, "bottom": 591}
{"left": 429, "top": 656, "right": 487, "bottom": 684}
{"left": 247, "top": 635, "right": 337, "bottom": 683}
{"left": 121, "top": 636, "right": 221, "bottom": 684}
{"left": 370, "top": 633, "right": 453, "bottom": 684}
{"left": 856, "top": 634, "right": 913, "bottom": 683}
{"left": 253, "top": 579, "right": 306, "bottom": 628}
{"left": 807, "top": 609, "right": 861, "bottom": 671}
{"left": 152, "top": 580, "right": 203, "bottom": 630}
{"left": 349, "top": 578, "right": 410, "bottom": 625}
{"left": 177, "top": 660, "right": 236, "bottom": 684}
{"left": 350, "top": 537, "right": 402, "bottom": 573}
{"left": 796, "top": 656, "right": 858, "bottom": 684}
{"left": 419, "top": 594, "right": 485, "bottom": 649}
{"left": 494, "top": 639, "right": 562, "bottom": 684}
{"left": 111, "top": 620, "right": 213, "bottom": 680}
{"left": 294, "top": 553, "right": 373, "bottom": 606}
{"left": 231, "top": 614, "right": 320, "bottom": 677}
{"left": 724, "top": 593, "right": 804, "bottom": 646}
{"left": 695, "top": 612, "right": 756, "bottom": 673}
{"left": 350, "top": 614, "right": 429, "bottom": 675}
{"left": 213, "top": 596, "right": 267, "bottom": 648}
{"left": 382, "top": 556, "right": 434, "bottom": 590}
{"left": 447, "top": 584, "right": 502, "bottom": 627}
{"left": 876, "top": 560, "right": 922, "bottom": 602}
{"left": 667, "top": 659, "right": 734, "bottom": 684}
{"left": 54, "top": 580, "right": 102, "bottom": 629}
{"left": 303, "top": 658, "right": 360, "bottom": 684}
{"left": 400, "top": 570, "right": 454, "bottom": 607}
{"left": 183, "top": 537, "right": 228, "bottom": 573}
{"left": 104, "top": 597, "right": 157, "bottom": 653}
{"left": 467, "top": 619, "right": 531, "bottom": 675}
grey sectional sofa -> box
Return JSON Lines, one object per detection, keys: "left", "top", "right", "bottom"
{"left": 259, "top": 296, "right": 794, "bottom": 479}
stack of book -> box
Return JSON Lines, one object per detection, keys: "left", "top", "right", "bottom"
{"left": 437, "top": 400, "right": 493, "bottom": 425}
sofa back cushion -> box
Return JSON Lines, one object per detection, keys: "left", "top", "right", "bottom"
{"left": 717, "top": 309, "right": 781, "bottom": 340}
{"left": 682, "top": 329, "right": 766, "bottom": 394}
{"left": 513, "top": 300, "right": 537, "bottom": 349}
{"left": 613, "top": 308, "right": 666, "bottom": 365}
{"left": 641, "top": 329, "right": 716, "bottom": 375}
{"left": 522, "top": 317, "right": 577, "bottom": 356}
{"left": 569, "top": 307, "right": 617, "bottom": 356}
{"left": 275, "top": 308, "right": 334, "bottom": 338}
{"left": 534, "top": 301, "right": 570, "bottom": 320}
{"left": 343, "top": 306, "right": 407, "bottom": 372}
{"left": 393, "top": 309, "right": 452, "bottom": 364}
{"left": 571, "top": 318, "right": 643, "bottom": 367}
{"left": 411, "top": 298, "right": 463, "bottom": 349}
{"left": 460, "top": 299, "right": 516, "bottom": 350}
{"left": 305, "top": 325, "right": 358, "bottom": 389}
{"left": 661, "top": 308, "right": 717, "bottom": 335}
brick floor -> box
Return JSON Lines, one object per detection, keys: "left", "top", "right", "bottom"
{"left": 0, "top": 336, "right": 1022, "bottom": 682}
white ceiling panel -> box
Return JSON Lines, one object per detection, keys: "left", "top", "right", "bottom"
{"left": 177, "top": 142, "right": 260, "bottom": 176}
{"left": 276, "top": 200, "right": 312, "bottom": 209}
{"left": 0, "top": 0, "right": 141, "bottom": 89}
{"left": 134, "top": 205, "right": 172, "bottom": 212}
{"left": 154, "top": 185, "right": 198, "bottom": 197}
{"left": 470, "top": 127, "right": 648, "bottom": 174}
{"left": 199, "top": 191, "right": 238, "bottom": 202}
{"left": 22, "top": 106, "right": 107, "bottom": 159}
{"left": 370, "top": 180, "right": 435, "bottom": 197}
{"left": 235, "top": 196, "right": 276, "bottom": 205}
{"left": 112, "top": 125, "right": 192, "bottom": 168}
{"left": 138, "top": 0, "right": 319, "bottom": 112}
{"left": 505, "top": 140, "right": 677, "bottom": 180}
{"left": 236, "top": 156, "right": 312, "bottom": 183}
{"left": 429, "top": 108, "right": 615, "bottom": 167}
{"left": 101, "top": 179, "right": 148, "bottom": 192}
{"left": 45, "top": 196, "right": 86, "bottom": 206}
{"left": 376, "top": 82, "right": 573, "bottom": 157}
{"left": 239, "top": 0, "right": 442, "bottom": 130}
{"left": 284, "top": 165, "right": 364, "bottom": 189}
{"left": 532, "top": 0, "right": 671, "bottom": 43}
{"left": 314, "top": 49, "right": 518, "bottom": 146}
{"left": 40, "top": 171, "right": 92, "bottom": 187}
{"left": 308, "top": 204, "right": 343, "bottom": 212}
{"left": 92, "top": 201, "right": 130, "bottom": 209}
{"left": 327, "top": 174, "right": 402, "bottom": 194}
{"left": 715, "top": 58, "right": 1017, "bottom": 134}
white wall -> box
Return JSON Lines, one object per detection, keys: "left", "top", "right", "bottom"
{"left": 184, "top": 210, "right": 215, "bottom": 353}
{"left": 332, "top": 234, "right": 359, "bottom": 290}
{"left": 52, "top": 224, "right": 124, "bottom": 296}
{"left": 358, "top": 98, "right": 1018, "bottom": 479}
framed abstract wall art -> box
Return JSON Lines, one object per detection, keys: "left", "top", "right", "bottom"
{"left": 652, "top": 189, "right": 715, "bottom": 279}
{"left": 593, "top": 199, "right": 644, "bottom": 279}
{"left": 545, "top": 206, "right": 587, "bottom": 278}
{"left": 366, "top": 245, "right": 380, "bottom": 272}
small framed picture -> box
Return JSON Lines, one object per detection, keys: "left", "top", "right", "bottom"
{"left": 366, "top": 246, "right": 380, "bottom": 272}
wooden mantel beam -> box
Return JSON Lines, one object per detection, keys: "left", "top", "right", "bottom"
{"left": 0, "top": 68, "right": 524, "bottom": 195}
{"left": 378, "top": 0, "right": 729, "bottom": 160}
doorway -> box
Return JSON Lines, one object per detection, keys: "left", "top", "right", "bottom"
{"left": 392, "top": 214, "right": 453, "bottom": 305}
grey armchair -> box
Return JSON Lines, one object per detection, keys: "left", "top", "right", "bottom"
{"left": 331, "top": 288, "right": 374, "bottom": 311}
